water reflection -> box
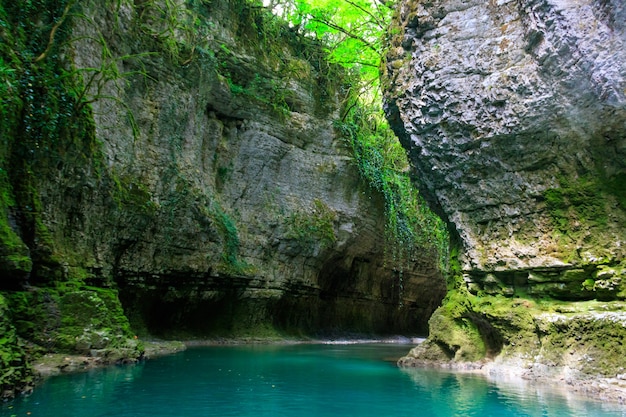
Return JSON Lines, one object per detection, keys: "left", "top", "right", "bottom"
{"left": 401, "top": 367, "right": 624, "bottom": 417}
{"left": 2, "top": 363, "right": 144, "bottom": 417}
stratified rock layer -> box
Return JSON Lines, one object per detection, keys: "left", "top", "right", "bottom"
{"left": 384, "top": 0, "right": 626, "bottom": 281}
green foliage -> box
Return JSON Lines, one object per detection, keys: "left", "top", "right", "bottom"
{"left": 267, "top": 0, "right": 393, "bottom": 86}
{"left": 446, "top": 246, "right": 463, "bottom": 289}
{"left": 286, "top": 198, "right": 338, "bottom": 248}
{"left": 337, "top": 104, "right": 449, "bottom": 269}
{"left": 205, "top": 200, "right": 257, "bottom": 276}
{"left": 135, "top": 0, "right": 213, "bottom": 65}
{"left": 210, "top": 203, "right": 245, "bottom": 273}
{"left": 0, "top": 293, "right": 32, "bottom": 395}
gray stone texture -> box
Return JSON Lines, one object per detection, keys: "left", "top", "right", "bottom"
{"left": 384, "top": 0, "right": 626, "bottom": 274}
{"left": 34, "top": 0, "right": 445, "bottom": 335}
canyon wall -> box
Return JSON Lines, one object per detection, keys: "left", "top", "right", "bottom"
{"left": 68, "top": 0, "right": 445, "bottom": 337}
{"left": 384, "top": 0, "right": 625, "bottom": 293}
{"left": 0, "top": 0, "right": 445, "bottom": 395}
{"left": 384, "top": 0, "right": 626, "bottom": 382}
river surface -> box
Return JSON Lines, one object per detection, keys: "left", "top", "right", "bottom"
{"left": 2, "top": 343, "right": 625, "bottom": 417}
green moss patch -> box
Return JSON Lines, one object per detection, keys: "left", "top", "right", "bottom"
{"left": 421, "top": 264, "right": 626, "bottom": 377}
{"left": 535, "top": 311, "right": 626, "bottom": 376}
{"left": 544, "top": 175, "right": 608, "bottom": 230}
{"left": 3, "top": 286, "right": 142, "bottom": 358}
{"left": 539, "top": 173, "right": 626, "bottom": 264}
{"left": 0, "top": 170, "right": 32, "bottom": 278}
{"left": 286, "top": 199, "right": 337, "bottom": 249}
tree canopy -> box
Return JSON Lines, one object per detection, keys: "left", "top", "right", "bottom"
{"left": 264, "top": 0, "right": 393, "bottom": 90}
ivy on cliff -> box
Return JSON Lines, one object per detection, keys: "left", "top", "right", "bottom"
{"left": 0, "top": 0, "right": 150, "bottom": 394}
{"left": 0, "top": 0, "right": 89, "bottom": 282}
{"left": 336, "top": 105, "right": 448, "bottom": 269}
{"left": 264, "top": 0, "right": 449, "bottom": 267}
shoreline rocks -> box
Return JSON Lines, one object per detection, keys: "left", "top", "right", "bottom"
{"left": 382, "top": 0, "right": 626, "bottom": 397}
{"left": 399, "top": 351, "right": 626, "bottom": 405}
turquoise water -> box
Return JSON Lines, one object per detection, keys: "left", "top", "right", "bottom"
{"left": 2, "top": 343, "right": 625, "bottom": 417}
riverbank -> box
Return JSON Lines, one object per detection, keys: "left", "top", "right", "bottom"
{"left": 31, "top": 340, "right": 187, "bottom": 380}
{"left": 31, "top": 335, "right": 422, "bottom": 379}
{"left": 28, "top": 337, "right": 626, "bottom": 407}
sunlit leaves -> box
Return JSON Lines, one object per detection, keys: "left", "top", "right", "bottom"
{"left": 264, "top": 0, "right": 393, "bottom": 85}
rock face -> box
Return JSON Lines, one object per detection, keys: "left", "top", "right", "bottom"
{"left": 384, "top": 0, "right": 626, "bottom": 280}
{"left": 384, "top": 0, "right": 626, "bottom": 383}
{"left": 0, "top": 0, "right": 445, "bottom": 347}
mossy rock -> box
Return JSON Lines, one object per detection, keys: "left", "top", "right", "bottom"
{"left": 0, "top": 293, "right": 33, "bottom": 397}
{"left": 5, "top": 286, "right": 142, "bottom": 360}
{"left": 534, "top": 312, "right": 626, "bottom": 376}
{"left": 521, "top": 268, "right": 594, "bottom": 300}
{"left": 427, "top": 284, "right": 626, "bottom": 377}
{"left": 592, "top": 264, "right": 626, "bottom": 300}
{"left": 527, "top": 281, "right": 595, "bottom": 300}
{"left": 0, "top": 170, "right": 32, "bottom": 280}
{"left": 56, "top": 288, "right": 138, "bottom": 354}
{"left": 426, "top": 290, "right": 488, "bottom": 361}
{"left": 285, "top": 198, "right": 338, "bottom": 249}
{"left": 428, "top": 309, "right": 486, "bottom": 361}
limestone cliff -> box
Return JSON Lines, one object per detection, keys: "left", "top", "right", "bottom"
{"left": 384, "top": 0, "right": 626, "bottom": 382}
{"left": 385, "top": 0, "right": 625, "bottom": 278}
{"left": 0, "top": 0, "right": 445, "bottom": 393}
{"left": 68, "top": 0, "right": 445, "bottom": 336}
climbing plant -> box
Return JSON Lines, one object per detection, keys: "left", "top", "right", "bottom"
{"left": 265, "top": 0, "right": 392, "bottom": 86}
{"left": 264, "top": 0, "right": 449, "bottom": 268}
{"left": 0, "top": 0, "right": 156, "bottom": 281}
{"left": 336, "top": 104, "right": 448, "bottom": 269}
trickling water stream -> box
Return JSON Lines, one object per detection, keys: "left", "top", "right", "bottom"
{"left": 2, "top": 344, "right": 623, "bottom": 417}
